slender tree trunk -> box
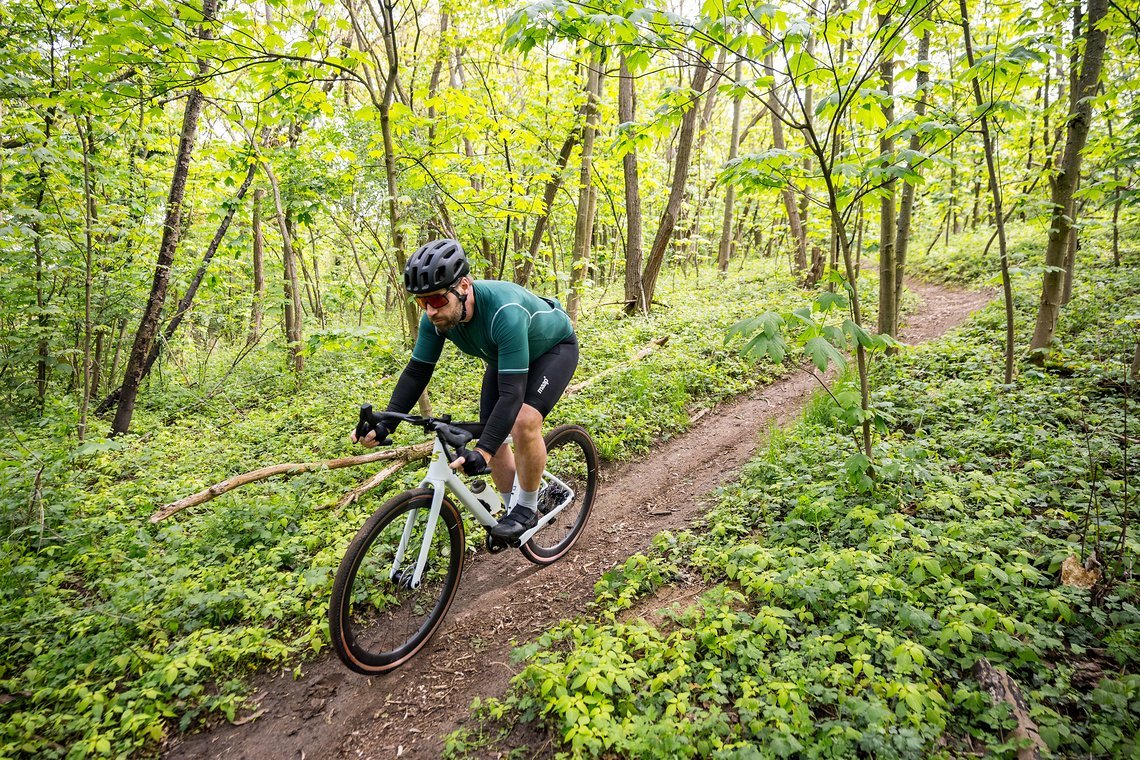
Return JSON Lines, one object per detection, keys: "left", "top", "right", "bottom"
{"left": 378, "top": 0, "right": 416, "bottom": 346}
{"left": 77, "top": 116, "right": 96, "bottom": 441}
{"left": 250, "top": 187, "right": 266, "bottom": 341}
{"left": 718, "top": 57, "right": 744, "bottom": 274}
{"left": 264, "top": 160, "right": 304, "bottom": 375}
{"left": 515, "top": 125, "right": 579, "bottom": 287}
{"left": 106, "top": 320, "right": 127, "bottom": 405}
{"left": 1030, "top": 0, "right": 1109, "bottom": 361}
{"left": 111, "top": 0, "right": 218, "bottom": 435}
{"left": 32, "top": 106, "right": 57, "bottom": 416}
{"left": 949, "top": 140, "right": 959, "bottom": 235}
{"left": 297, "top": 231, "right": 324, "bottom": 327}
{"left": 568, "top": 56, "right": 602, "bottom": 324}
{"left": 619, "top": 55, "right": 646, "bottom": 314}
{"left": 877, "top": 12, "right": 898, "bottom": 337}
{"left": 640, "top": 55, "right": 711, "bottom": 309}
{"left": 133, "top": 163, "right": 256, "bottom": 381}
{"left": 960, "top": 0, "right": 1016, "bottom": 384}
{"left": 91, "top": 329, "right": 105, "bottom": 401}
{"left": 894, "top": 31, "right": 930, "bottom": 322}
{"left": 765, "top": 52, "right": 808, "bottom": 273}
{"left": 1062, "top": 202, "right": 1079, "bottom": 305}
{"left": 1108, "top": 109, "right": 1121, "bottom": 266}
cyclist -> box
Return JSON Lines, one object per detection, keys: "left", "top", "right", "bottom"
{"left": 352, "top": 238, "right": 579, "bottom": 542}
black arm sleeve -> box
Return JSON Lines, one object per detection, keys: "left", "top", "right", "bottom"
{"left": 477, "top": 372, "right": 526, "bottom": 455}
{"left": 385, "top": 359, "right": 435, "bottom": 415}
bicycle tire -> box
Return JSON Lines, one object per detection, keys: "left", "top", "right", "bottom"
{"left": 520, "top": 424, "right": 598, "bottom": 566}
{"left": 329, "top": 487, "right": 464, "bottom": 674}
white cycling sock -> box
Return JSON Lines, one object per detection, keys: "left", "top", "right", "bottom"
{"left": 516, "top": 488, "right": 539, "bottom": 512}
{"left": 499, "top": 491, "right": 514, "bottom": 510}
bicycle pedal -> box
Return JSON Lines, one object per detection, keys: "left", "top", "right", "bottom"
{"left": 485, "top": 534, "right": 510, "bottom": 554}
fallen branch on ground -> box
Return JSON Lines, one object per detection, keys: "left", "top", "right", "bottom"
{"left": 326, "top": 458, "right": 421, "bottom": 512}
{"left": 150, "top": 442, "right": 433, "bottom": 522}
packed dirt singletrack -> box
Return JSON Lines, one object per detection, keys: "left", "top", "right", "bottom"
{"left": 163, "top": 280, "right": 991, "bottom": 760}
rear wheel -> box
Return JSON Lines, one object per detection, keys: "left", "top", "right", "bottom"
{"left": 520, "top": 425, "right": 598, "bottom": 566}
{"left": 329, "top": 488, "right": 464, "bottom": 674}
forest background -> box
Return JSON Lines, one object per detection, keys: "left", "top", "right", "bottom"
{"left": 1, "top": 0, "right": 1139, "bottom": 756}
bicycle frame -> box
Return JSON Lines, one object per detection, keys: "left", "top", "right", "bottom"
{"left": 392, "top": 435, "right": 576, "bottom": 589}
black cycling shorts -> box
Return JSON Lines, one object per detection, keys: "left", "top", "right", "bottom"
{"left": 479, "top": 335, "right": 579, "bottom": 421}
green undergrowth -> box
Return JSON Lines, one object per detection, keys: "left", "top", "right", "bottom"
{"left": 448, "top": 241, "right": 1140, "bottom": 758}
{"left": 0, "top": 259, "right": 837, "bottom": 758}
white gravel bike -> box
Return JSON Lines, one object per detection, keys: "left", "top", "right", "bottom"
{"left": 328, "top": 407, "right": 598, "bottom": 675}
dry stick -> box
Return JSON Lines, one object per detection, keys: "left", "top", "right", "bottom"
{"left": 328, "top": 459, "right": 414, "bottom": 511}
{"left": 150, "top": 442, "right": 433, "bottom": 522}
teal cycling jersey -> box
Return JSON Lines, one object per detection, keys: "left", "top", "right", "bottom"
{"left": 411, "top": 280, "right": 574, "bottom": 373}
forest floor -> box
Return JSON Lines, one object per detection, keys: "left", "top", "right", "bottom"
{"left": 162, "top": 280, "right": 991, "bottom": 760}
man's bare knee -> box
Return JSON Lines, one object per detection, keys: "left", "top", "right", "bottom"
{"left": 512, "top": 405, "right": 544, "bottom": 441}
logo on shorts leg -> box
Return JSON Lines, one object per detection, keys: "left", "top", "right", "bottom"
{"left": 537, "top": 376, "right": 550, "bottom": 394}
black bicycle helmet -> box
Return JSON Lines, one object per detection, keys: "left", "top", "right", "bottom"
{"left": 404, "top": 239, "right": 470, "bottom": 294}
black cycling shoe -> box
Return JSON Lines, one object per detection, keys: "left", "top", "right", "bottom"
{"left": 490, "top": 506, "right": 537, "bottom": 542}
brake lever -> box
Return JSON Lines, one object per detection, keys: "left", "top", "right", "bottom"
{"left": 433, "top": 422, "right": 473, "bottom": 466}
{"left": 356, "top": 404, "right": 394, "bottom": 446}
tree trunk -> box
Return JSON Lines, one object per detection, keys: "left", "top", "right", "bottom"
{"left": 1108, "top": 112, "right": 1121, "bottom": 266}
{"left": 77, "top": 116, "right": 96, "bottom": 441}
{"left": 1029, "top": 0, "right": 1108, "bottom": 362}
{"left": 111, "top": 0, "right": 218, "bottom": 435}
{"left": 136, "top": 163, "right": 257, "bottom": 380}
{"left": 765, "top": 52, "right": 808, "bottom": 274}
{"left": 568, "top": 56, "right": 602, "bottom": 324}
{"left": 960, "top": 0, "right": 1016, "bottom": 384}
{"left": 949, "top": 140, "right": 960, "bottom": 235}
{"left": 639, "top": 55, "right": 711, "bottom": 309}
{"left": 378, "top": 0, "right": 417, "bottom": 347}
{"left": 894, "top": 31, "right": 930, "bottom": 321}
{"left": 264, "top": 160, "right": 304, "bottom": 375}
{"left": 877, "top": 12, "right": 898, "bottom": 338}
{"left": 515, "top": 125, "right": 579, "bottom": 287}
{"left": 297, "top": 229, "right": 325, "bottom": 327}
{"left": 718, "top": 57, "right": 744, "bottom": 274}
{"left": 1062, "top": 204, "right": 1079, "bottom": 305}
{"left": 619, "top": 55, "right": 646, "bottom": 314}
{"left": 250, "top": 187, "right": 266, "bottom": 341}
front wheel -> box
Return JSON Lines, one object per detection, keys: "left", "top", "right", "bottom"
{"left": 521, "top": 425, "right": 598, "bottom": 566}
{"left": 329, "top": 488, "right": 465, "bottom": 675}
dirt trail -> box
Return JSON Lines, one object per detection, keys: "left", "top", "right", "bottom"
{"left": 164, "top": 281, "right": 990, "bottom": 760}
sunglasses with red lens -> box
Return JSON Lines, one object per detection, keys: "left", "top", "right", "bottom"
{"left": 414, "top": 291, "right": 451, "bottom": 309}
